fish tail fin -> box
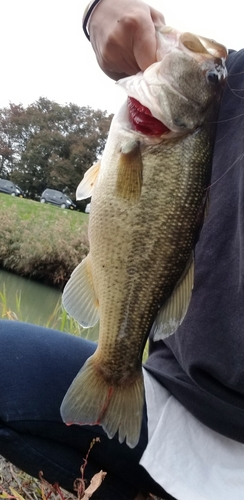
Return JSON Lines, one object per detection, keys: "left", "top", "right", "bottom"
{"left": 60, "top": 356, "right": 144, "bottom": 448}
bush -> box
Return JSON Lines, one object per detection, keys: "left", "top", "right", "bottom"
{"left": 0, "top": 195, "right": 89, "bottom": 287}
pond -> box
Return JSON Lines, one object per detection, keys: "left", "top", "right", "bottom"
{"left": 0, "top": 268, "right": 99, "bottom": 341}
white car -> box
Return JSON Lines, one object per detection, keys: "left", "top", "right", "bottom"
{"left": 85, "top": 202, "right": 91, "bottom": 214}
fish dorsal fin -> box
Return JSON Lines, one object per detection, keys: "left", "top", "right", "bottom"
{"left": 116, "top": 140, "right": 143, "bottom": 202}
{"left": 62, "top": 255, "right": 99, "bottom": 328}
{"left": 152, "top": 255, "right": 194, "bottom": 340}
{"left": 76, "top": 161, "right": 101, "bottom": 200}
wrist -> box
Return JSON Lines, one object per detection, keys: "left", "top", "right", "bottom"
{"left": 82, "top": 0, "right": 103, "bottom": 40}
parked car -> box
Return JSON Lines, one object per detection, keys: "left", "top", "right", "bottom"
{"left": 0, "top": 178, "right": 24, "bottom": 197}
{"left": 85, "top": 202, "right": 91, "bottom": 214}
{"left": 40, "top": 189, "right": 76, "bottom": 209}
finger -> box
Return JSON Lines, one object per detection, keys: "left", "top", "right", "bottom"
{"left": 96, "top": 48, "right": 141, "bottom": 79}
{"left": 133, "top": 29, "right": 157, "bottom": 71}
{"left": 150, "top": 7, "right": 166, "bottom": 27}
{"left": 132, "top": 7, "right": 166, "bottom": 71}
{"left": 132, "top": 23, "right": 157, "bottom": 70}
{"left": 94, "top": 35, "right": 142, "bottom": 78}
{"left": 101, "top": 69, "right": 131, "bottom": 80}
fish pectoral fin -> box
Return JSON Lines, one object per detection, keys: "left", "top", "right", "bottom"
{"left": 76, "top": 161, "right": 101, "bottom": 200}
{"left": 62, "top": 255, "right": 99, "bottom": 328}
{"left": 60, "top": 355, "right": 144, "bottom": 449}
{"left": 152, "top": 256, "right": 194, "bottom": 340}
{"left": 116, "top": 140, "right": 143, "bottom": 202}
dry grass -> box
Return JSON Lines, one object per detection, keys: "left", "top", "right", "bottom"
{"left": 0, "top": 456, "right": 78, "bottom": 500}
{"left": 0, "top": 440, "right": 107, "bottom": 500}
{"left": 0, "top": 195, "right": 89, "bottom": 287}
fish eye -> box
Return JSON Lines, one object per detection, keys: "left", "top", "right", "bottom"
{"left": 206, "top": 70, "right": 219, "bottom": 86}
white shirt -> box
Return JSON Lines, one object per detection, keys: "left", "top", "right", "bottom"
{"left": 141, "top": 369, "right": 244, "bottom": 500}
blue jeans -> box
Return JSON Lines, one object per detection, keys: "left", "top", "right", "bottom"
{"left": 0, "top": 320, "right": 174, "bottom": 500}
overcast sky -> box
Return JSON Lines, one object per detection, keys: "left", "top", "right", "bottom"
{"left": 0, "top": 0, "right": 243, "bottom": 114}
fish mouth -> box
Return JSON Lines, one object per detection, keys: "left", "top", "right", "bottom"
{"left": 127, "top": 97, "right": 171, "bottom": 136}
{"left": 118, "top": 27, "right": 227, "bottom": 137}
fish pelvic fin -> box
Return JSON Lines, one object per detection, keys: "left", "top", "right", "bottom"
{"left": 76, "top": 161, "right": 101, "bottom": 200}
{"left": 62, "top": 255, "right": 99, "bottom": 328}
{"left": 60, "top": 355, "right": 144, "bottom": 449}
{"left": 116, "top": 140, "right": 143, "bottom": 202}
{"left": 152, "top": 255, "right": 194, "bottom": 340}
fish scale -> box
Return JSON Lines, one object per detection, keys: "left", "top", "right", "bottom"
{"left": 61, "top": 27, "right": 227, "bottom": 447}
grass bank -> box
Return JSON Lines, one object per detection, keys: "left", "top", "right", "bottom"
{"left": 0, "top": 194, "right": 89, "bottom": 288}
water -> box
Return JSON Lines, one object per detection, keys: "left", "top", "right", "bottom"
{"left": 0, "top": 268, "right": 62, "bottom": 324}
{"left": 0, "top": 268, "right": 99, "bottom": 341}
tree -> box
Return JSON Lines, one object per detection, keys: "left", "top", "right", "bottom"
{"left": 0, "top": 98, "right": 113, "bottom": 200}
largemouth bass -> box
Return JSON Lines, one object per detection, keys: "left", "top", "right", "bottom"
{"left": 61, "top": 27, "right": 227, "bottom": 448}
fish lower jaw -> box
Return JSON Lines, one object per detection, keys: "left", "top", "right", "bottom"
{"left": 121, "top": 122, "right": 187, "bottom": 145}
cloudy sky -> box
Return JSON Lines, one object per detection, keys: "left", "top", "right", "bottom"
{"left": 0, "top": 0, "right": 243, "bottom": 114}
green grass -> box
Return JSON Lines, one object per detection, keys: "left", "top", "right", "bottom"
{"left": 0, "top": 193, "right": 88, "bottom": 229}
{"left": 0, "top": 194, "right": 89, "bottom": 287}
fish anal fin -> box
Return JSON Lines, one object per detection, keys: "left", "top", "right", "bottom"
{"left": 76, "top": 161, "right": 101, "bottom": 200}
{"left": 116, "top": 140, "right": 143, "bottom": 202}
{"left": 62, "top": 255, "right": 99, "bottom": 328}
{"left": 152, "top": 255, "right": 194, "bottom": 340}
{"left": 60, "top": 355, "right": 144, "bottom": 448}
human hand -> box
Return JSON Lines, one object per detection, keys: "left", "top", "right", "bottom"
{"left": 88, "top": 0, "right": 166, "bottom": 80}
